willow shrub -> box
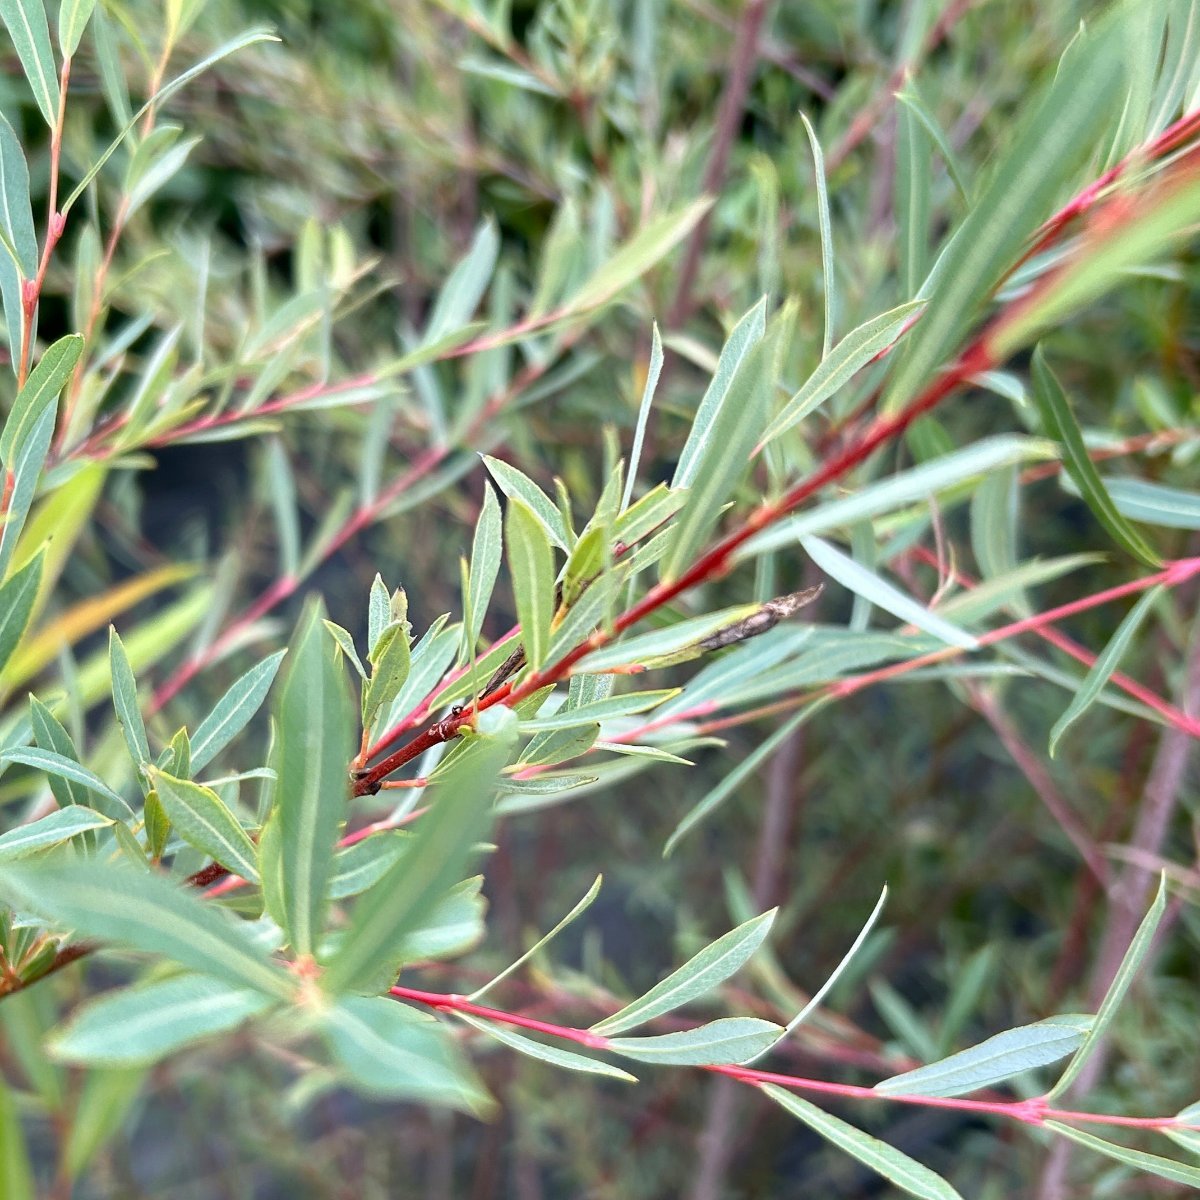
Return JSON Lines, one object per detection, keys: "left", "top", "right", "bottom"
{"left": 1, "top": 0, "right": 1200, "bottom": 1195}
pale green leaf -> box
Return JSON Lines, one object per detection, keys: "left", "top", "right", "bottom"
{"left": 506, "top": 496, "right": 555, "bottom": 673}
{"left": 109, "top": 627, "right": 150, "bottom": 779}
{"left": 0, "top": 0, "right": 60, "bottom": 125}
{"left": 322, "top": 996, "right": 491, "bottom": 1114}
{"left": 0, "top": 806, "right": 111, "bottom": 861}
{"left": 465, "top": 483, "right": 502, "bottom": 656}
{"left": 149, "top": 767, "right": 259, "bottom": 883}
{"left": 876, "top": 1016, "right": 1092, "bottom": 1098}
{"left": 272, "top": 603, "right": 355, "bottom": 955}
{"left": 457, "top": 1012, "right": 636, "bottom": 1082}
{"left": 50, "top": 973, "right": 273, "bottom": 1065}
{"left": 1044, "top": 1121, "right": 1200, "bottom": 1189}
{"left": 0, "top": 746, "right": 131, "bottom": 817}
{"left": 591, "top": 909, "right": 776, "bottom": 1035}
{"left": 1049, "top": 586, "right": 1161, "bottom": 756}
{"left": 622, "top": 322, "right": 664, "bottom": 509}
{"left": 1047, "top": 872, "right": 1168, "bottom": 1099}
{"left": 762, "top": 1086, "right": 964, "bottom": 1200}
{"left": 189, "top": 650, "right": 286, "bottom": 773}
{"left": 0, "top": 551, "right": 43, "bottom": 675}
{"left": 0, "top": 860, "right": 293, "bottom": 998}
{"left": 57, "top": 0, "right": 96, "bottom": 54}
{"left": 609, "top": 1017, "right": 783, "bottom": 1066}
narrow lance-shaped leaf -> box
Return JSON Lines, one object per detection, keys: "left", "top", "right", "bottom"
{"left": 591, "top": 909, "right": 776, "bottom": 1036}
{"left": 189, "top": 650, "right": 286, "bottom": 774}
{"left": 1031, "top": 346, "right": 1161, "bottom": 568}
{"left": 0, "top": 551, "right": 43, "bottom": 675}
{"left": 470, "top": 874, "right": 602, "bottom": 1000}
{"left": 108, "top": 627, "right": 150, "bottom": 781}
{"left": 363, "top": 619, "right": 412, "bottom": 730}
{"left": 149, "top": 767, "right": 259, "bottom": 883}
{"left": 457, "top": 1012, "right": 637, "bottom": 1082}
{"left": 482, "top": 456, "right": 570, "bottom": 549}
{"left": 799, "top": 113, "right": 835, "bottom": 357}
{"left": 762, "top": 1086, "right": 965, "bottom": 1200}
{"left": 622, "top": 322, "right": 664, "bottom": 510}
{"left": 1047, "top": 872, "right": 1168, "bottom": 1100}
{"left": 272, "top": 602, "right": 355, "bottom": 956}
{"left": 464, "top": 483, "right": 502, "bottom": 658}
{"left": 875, "top": 1015, "right": 1092, "bottom": 1098}
{"left": 757, "top": 301, "right": 924, "bottom": 448}
{"left": 49, "top": 974, "right": 274, "bottom": 1066}
{"left": 0, "top": 114, "right": 37, "bottom": 369}
{"left": 506, "top": 496, "right": 555, "bottom": 673}
{"left": 324, "top": 996, "right": 492, "bottom": 1114}
{"left": 424, "top": 218, "right": 499, "bottom": 343}
{"left": 1044, "top": 1122, "right": 1200, "bottom": 1191}
{"left": 0, "top": 0, "right": 60, "bottom": 126}
{"left": 663, "top": 319, "right": 777, "bottom": 581}
{"left": 0, "top": 746, "right": 132, "bottom": 818}
{"left": 0, "top": 806, "right": 112, "bottom": 861}
{"left": 57, "top": 0, "right": 97, "bottom": 55}
{"left": 608, "top": 1017, "right": 783, "bottom": 1066}
{"left": 883, "top": 15, "right": 1124, "bottom": 414}
{"left": 0, "top": 334, "right": 84, "bottom": 464}
{"left": 320, "top": 708, "right": 516, "bottom": 994}
{"left": 1049, "top": 586, "right": 1161, "bottom": 756}
{"left": 28, "top": 696, "right": 91, "bottom": 808}
{"left": 0, "top": 860, "right": 293, "bottom": 998}
{"left": 673, "top": 299, "right": 766, "bottom": 489}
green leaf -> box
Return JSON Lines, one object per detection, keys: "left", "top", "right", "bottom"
{"left": 62, "top": 1065, "right": 145, "bottom": 1181}
{"left": 517, "top": 689, "right": 678, "bottom": 732}
{"left": 363, "top": 621, "right": 412, "bottom": 729}
{"left": 0, "top": 0, "right": 60, "bottom": 126}
{"left": 50, "top": 973, "right": 274, "bottom": 1065}
{"left": 457, "top": 1012, "right": 636, "bottom": 1082}
{"left": 328, "top": 832, "right": 409, "bottom": 899}
{"left": 464, "top": 483, "right": 502, "bottom": 657}
{"left": 264, "top": 437, "right": 300, "bottom": 579}
{"left": 622, "top": 322, "right": 664, "bottom": 509}
{"left": 883, "top": 17, "right": 1124, "bottom": 415}
{"left": 322, "top": 996, "right": 492, "bottom": 1114}
{"left": 57, "top": 0, "right": 96, "bottom": 55}
{"left": 896, "top": 85, "right": 971, "bottom": 204}
{"left": 1031, "top": 346, "right": 1161, "bottom": 567}
{"left": 560, "top": 198, "right": 711, "bottom": 316}
{"left": 1048, "top": 872, "right": 1167, "bottom": 1100}
{"left": 801, "top": 536, "right": 978, "bottom": 649}
{"left": 762, "top": 1085, "right": 964, "bottom": 1200}
{"left": 189, "top": 650, "right": 286, "bottom": 774}
{"left": 62, "top": 28, "right": 281, "bottom": 215}
{"left": 506, "top": 496, "right": 555, "bottom": 673}
{"left": 0, "top": 805, "right": 111, "bottom": 861}
{"left": 0, "top": 550, "right": 42, "bottom": 675}
{"left": 0, "top": 745, "right": 132, "bottom": 818}
{"left": 395, "top": 876, "right": 486, "bottom": 962}
{"left": 424, "top": 219, "right": 499, "bottom": 343}
{"left": 1095, "top": 477, "right": 1200, "bottom": 530}
{"left": 876, "top": 1016, "right": 1092, "bottom": 1098}
{"left": 367, "top": 574, "right": 390, "bottom": 653}
{"left": 1, "top": 335, "right": 84, "bottom": 464}
{"left": 799, "top": 113, "right": 835, "bottom": 356}
{"left": 470, "top": 874, "right": 601, "bottom": 1000}
{"left": 591, "top": 909, "right": 776, "bottom": 1035}
{"left": 758, "top": 302, "right": 925, "bottom": 447}
{"left": 673, "top": 300, "right": 767, "bottom": 488}
{"left": 0, "top": 860, "right": 293, "bottom": 998}
{"left": 149, "top": 767, "right": 259, "bottom": 883}
{"left": 609, "top": 1017, "right": 783, "bottom": 1066}
{"left": 0, "top": 114, "right": 37, "bottom": 369}
{"left": 896, "top": 89, "right": 932, "bottom": 298}
{"left": 272, "top": 602, "right": 354, "bottom": 956}
{"left": 324, "top": 620, "right": 366, "bottom": 679}
{"left": 1044, "top": 1121, "right": 1200, "bottom": 1189}
{"left": 483, "top": 455, "right": 569, "bottom": 549}
{"left": 109, "top": 626, "right": 150, "bottom": 780}
{"left": 1049, "top": 586, "right": 1161, "bottom": 756}
{"left": 28, "top": 696, "right": 90, "bottom": 808}
{"left": 662, "top": 318, "right": 777, "bottom": 582}
{"left": 320, "top": 712, "right": 515, "bottom": 994}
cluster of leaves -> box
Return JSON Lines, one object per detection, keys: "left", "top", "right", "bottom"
{"left": 0, "top": 0, "right": 1199, "bottom": 1195}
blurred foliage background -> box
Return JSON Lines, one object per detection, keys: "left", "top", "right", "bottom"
{"left": 2, "top": 0, "right": 1198, "bottom": 1195}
